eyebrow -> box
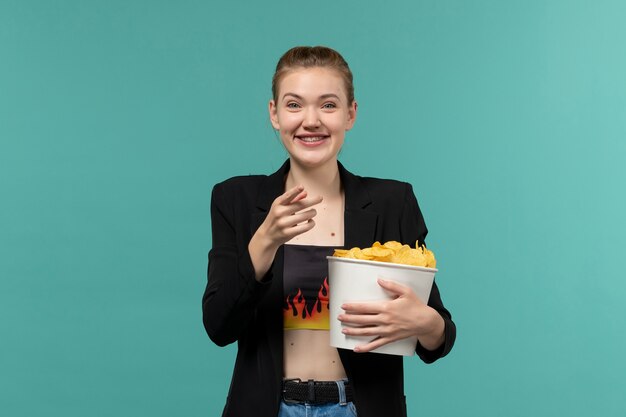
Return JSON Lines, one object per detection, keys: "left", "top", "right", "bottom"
{"left": 282, "top": 93, "right": 343, "bottom": 102}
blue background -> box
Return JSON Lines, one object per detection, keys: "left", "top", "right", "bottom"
{"left": 1, "top": 1, "right": 625, "bottom": 415}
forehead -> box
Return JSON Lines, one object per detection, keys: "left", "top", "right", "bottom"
{"left": 278, "top": 67, "right": 347, "bottom": 100}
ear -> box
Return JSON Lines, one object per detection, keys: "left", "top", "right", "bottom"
{"left": 345, "top": 100, "right": 358, "bottom": 131}
{"left": 269, "top": 100, "right": 280, "bottom": 130}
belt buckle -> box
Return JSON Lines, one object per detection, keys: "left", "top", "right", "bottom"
{"left": 282, "top": 378, "right": 303, "bottom": 404}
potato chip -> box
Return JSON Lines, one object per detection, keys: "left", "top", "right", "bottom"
{"left": 332, "top": 249, "right": 350, "bottom": 257}
{"left": 423, "top": 247, "right": 436, "bottom": 268}
{"left": 362, "top": 246, "right": 394, "bottom": 262}
{"left": 354, "top": 249, "right": 374, "bottom": 260}
{"left": 332, "top": 240, "right": 436, "bottom": 268}
{"left": 382, "top": 241, "right": 403, "bottom": 251}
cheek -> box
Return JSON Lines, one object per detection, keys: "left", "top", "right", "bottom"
{"left": 328, "top": 119, "right": 349, "bottom": 134}
{"left": 325, "top": 112, "right": 351, "bottom": 130}
{"left": 277, "top": 113, "right": 300, "bottom": 131}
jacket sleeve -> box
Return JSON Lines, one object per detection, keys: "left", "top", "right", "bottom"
{"left": 399, "top": 183, "right": 456, "bottom": 363}
{"left": 202, "top": 183, "right": 273, "bottom": 347}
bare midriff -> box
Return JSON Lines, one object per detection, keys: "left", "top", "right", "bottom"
{"left": 283, "top": 182, "right": 346, "bottom": 381}
{"left": 283, "top": 329, "right": 347, "bottom": 380}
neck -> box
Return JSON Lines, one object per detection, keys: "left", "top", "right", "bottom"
{"left": 285, "top": 158, "right": 342, "bottom": 198}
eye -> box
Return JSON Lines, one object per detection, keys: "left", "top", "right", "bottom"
{"left": 322, "top": 102, "right": 337, "bottom": 109}
{"left": 286, "top": 102, "right": 301, "bottom": 109}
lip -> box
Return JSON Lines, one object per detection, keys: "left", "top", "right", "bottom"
{"left": 294, "top": 134, "right": 330, "bottom": 147}
{"left": 295, "top": 133, "right": 330, "bottom": 138}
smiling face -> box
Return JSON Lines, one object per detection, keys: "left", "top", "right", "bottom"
{"left": 269, "top": 67, "right": 357, "bottom": 170}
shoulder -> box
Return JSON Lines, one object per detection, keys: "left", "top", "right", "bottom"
{"left": 358, "top": 175, "right": 412, "bottom": 198}
{"left": 213, "top": 174, "right": 267, "bottom": 192}
{"left": 366, "top": 178, "right": 416, "bottom": 222}
{"left": 355, "top": 174, "right": 428, "bottom": 243}
{"left": 350, "top": 173, "right": 416, "bottom": 209}
{"left": 339, "top": 162, "right": 414, "bottom": 202}
{"left": 210, "top": 174, "right": 267, "bottom": 206}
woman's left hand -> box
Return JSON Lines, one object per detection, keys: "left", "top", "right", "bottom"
{"left": 338, "top": 278, "right": 445, "bottom": 353}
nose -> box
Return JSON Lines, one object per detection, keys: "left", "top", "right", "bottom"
{"left": 302, "top": 107, "right": 321, "bottom": 128}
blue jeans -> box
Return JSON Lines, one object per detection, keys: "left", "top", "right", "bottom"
{"left": 278, "top": 380, "right": 357, "bottom": 417}
{"left": 278, "top": 401, "right": 357, "bottom": 417}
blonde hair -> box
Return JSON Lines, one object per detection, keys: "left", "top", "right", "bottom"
{"left": 272, "top": 46, "right": 355, "bottom": 104}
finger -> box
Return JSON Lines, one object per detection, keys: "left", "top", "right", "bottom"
{"left": 288, "top": 189, "right": 308, "bottom": 204}
{"left": 283, "top": 219, "right": 316, "bottom": 238}
{"left": 287, "top": 195, "right": 324, "bottom": 212}
{"left": 377, "top": 278, "right": 412, "bottom": 297}
{"left": 338, "top": 313, "right": 384, "bottom": 326}
{"left": 342, "top": 325, "right": 382, "bottom": 337}
{"left": 278, "top": 208, "right": 317, "bottom": 228}
{"left": 278, "top": 186, "right": 305, "bottom": 205}
{"left": 275, "top": 196, "right": 323, "bottom": 218}
{"left": 354, "top": 336, "right": 396, "bottom": 353}
{"left": 341, "top": 301, "right": 384, "bottom": 314}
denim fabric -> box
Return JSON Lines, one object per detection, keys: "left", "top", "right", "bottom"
{"left": 278, "top": 401, "right": 357, "bottom": 417}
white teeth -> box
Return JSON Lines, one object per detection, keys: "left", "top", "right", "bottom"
{"left": 298, "top": 136, "right": 325, "bottom": 142}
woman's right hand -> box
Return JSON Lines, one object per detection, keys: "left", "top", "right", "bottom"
{"left": 248, "top": 185, "right": 322, "bottom": 280}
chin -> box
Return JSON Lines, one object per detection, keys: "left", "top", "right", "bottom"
{"left": 290, "top": 154, "right": 337, "bottom": 169}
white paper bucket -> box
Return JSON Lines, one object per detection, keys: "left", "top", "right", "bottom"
{"left": 327, "top": 256, "right": 437, "bottom": 356}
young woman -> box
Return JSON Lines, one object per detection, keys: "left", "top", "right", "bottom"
{"left": 203, "top": 46, "right": 456, "bottom": 417}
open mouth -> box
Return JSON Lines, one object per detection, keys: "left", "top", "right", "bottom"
{"left": 294, "top": 134, "right": 330, "bottom": 145}
{"left": 297, "top": 136, "right": 327, "bottom": 142}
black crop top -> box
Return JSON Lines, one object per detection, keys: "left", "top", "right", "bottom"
{"left": 283, "top": 245, "right": 336, "bottom": 330}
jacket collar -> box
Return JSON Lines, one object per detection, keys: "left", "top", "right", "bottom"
{"left": 253, "top": 159, "right": 377, "bottom": 248}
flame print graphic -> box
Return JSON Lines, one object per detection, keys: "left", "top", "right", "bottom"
{"left": 283, "top": 277, "right": 330, "bottom": 330}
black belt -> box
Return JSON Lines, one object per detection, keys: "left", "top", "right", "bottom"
{"left": 282, "top": 379, "right": 354, "bottom": 404}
